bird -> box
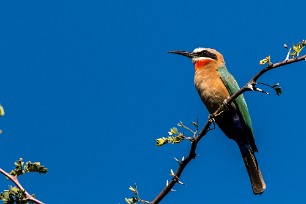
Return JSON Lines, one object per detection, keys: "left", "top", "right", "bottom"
{"left": 168, "top": 48, "right": 266, "bottom": 194}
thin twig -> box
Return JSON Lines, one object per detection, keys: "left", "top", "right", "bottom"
{"left": 150, "top": 54, "right": 306, "bottom": 204}
{"left": 0, "top": 168, "right": 44, "bottom": 204}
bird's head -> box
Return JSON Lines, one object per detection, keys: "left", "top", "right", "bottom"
{"left": 168, "top": 48, "right": 225, "bottom": 71}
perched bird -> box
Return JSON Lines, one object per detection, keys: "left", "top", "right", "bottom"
{"left": 168, "top": 48, "right": 266, "bottom": 194}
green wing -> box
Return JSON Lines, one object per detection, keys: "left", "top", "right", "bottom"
{"left": 218, "top": 66, "right": 257, "bottom": 151}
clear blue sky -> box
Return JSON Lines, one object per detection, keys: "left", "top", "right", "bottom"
{"left": 0, "top": 0, "right": 305, "bottom": 203}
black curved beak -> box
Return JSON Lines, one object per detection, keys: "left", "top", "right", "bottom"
{"left": 167, "top": 50, "right": 194, "bottom": 58}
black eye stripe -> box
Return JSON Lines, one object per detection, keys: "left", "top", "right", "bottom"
{"left": 196, "top": 50, "right": 218, "bottom": 60}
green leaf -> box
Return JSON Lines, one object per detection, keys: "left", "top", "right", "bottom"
{"left": 259, "top": 55, "right": 270, "bottom": 65}
{"left": 172, "top": 127, "right": 178, "bottom": 134}
{"left": 125, "top": 198, "right": 133, "bottom": 204}
{"left": 24, "top": 161, "right": 48, "bottom": 174}
{"left": 291, "top": 41, "right": 305, "bottom": 57}
{"left": 168, "top": 127, "right": 178, "bottom": 135}
{"left": 177, "top": 133, "right": 184, "bottom": 138}
{"left": 125, "top": 197, "right": 138, "bottom": 204}
{"left": 1, "top": 190, "right": 10, "bottom": 201}
{"left": 10, "top": 158, "right": 24, "bottom": 177}
{"left": 172, "top": 136, "right": 181, "bottom": 144}
{"left": 156, "top": 137, "right": 168, "bottom": 146}
{"left": 9, "top": 186, "right": 19, "bottom": 194}
{"left": 0, "top": 105, "right": 4, "bottom": 117}
{"left": 129, "top": 186, "right": 137, "bottom": 194}
{"left": 168, "top": 137, "right": 174, "bottom": 144}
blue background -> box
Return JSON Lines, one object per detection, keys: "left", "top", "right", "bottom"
{"left": 0, "top": 0, "right": 305, "bottom": 203}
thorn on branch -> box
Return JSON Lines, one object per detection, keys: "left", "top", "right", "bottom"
{"left": 253, "top": 86, "right": 270, "bottom": 95}
{"left": 285, "top": 47, "right": 292, "bottom": 61}
{"left": 177, "top": 180, "right": 185, "bottom": 186}
{"left": 170, "top": 169, "right": 175, "bottom": 177}
{"left": 174, "top": 156, "right": 185, "bottom": 164}
{"left": 174, "top": 157, "right": 180, "bottom": 164}
{"left": 170, "top": 169, "right": 185, "bottom": 187}
{"left": 166, "top": 180, "right": 176, "bottom": 192}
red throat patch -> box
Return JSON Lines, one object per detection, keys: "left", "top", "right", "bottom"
{"left": 194, "top": 59, "right": 212, "bottom": 71}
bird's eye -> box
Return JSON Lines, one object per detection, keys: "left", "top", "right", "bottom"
{"left": 200, "top": 50, "right": 208, "bottom": 56}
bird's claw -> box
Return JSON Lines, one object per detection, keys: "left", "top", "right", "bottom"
{"left": 208, "top": 114, "right": 215, "bottom": 123}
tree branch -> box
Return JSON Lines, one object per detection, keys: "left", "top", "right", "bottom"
{"left": 150, "top": 54, "right": 306, "bottom": 204}
{"left": 0, "top": 168, "right": 44, "bottom": 204}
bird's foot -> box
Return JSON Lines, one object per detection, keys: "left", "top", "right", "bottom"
{"left": 208, "top": 114, "right": 215, "bottom": 123}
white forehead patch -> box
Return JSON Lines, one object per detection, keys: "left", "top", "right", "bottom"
{"left": 193, "top": 47, "right": 206, "bottom": 53}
